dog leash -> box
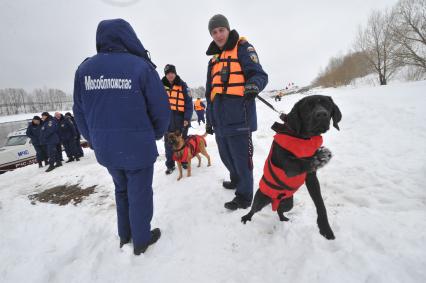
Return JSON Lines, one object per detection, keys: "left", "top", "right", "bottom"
{"left": 256, "top": 94, "right": 287, "bottom": 122}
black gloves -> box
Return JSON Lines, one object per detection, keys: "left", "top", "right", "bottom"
{"left": 206, "top": 124, "right": 214, "bottom": 135}
{"left": 244, "top": 84, "right": 259, "bottom": 99}
{"left": 309, "top": 147, "right": 332, "bottom": 172}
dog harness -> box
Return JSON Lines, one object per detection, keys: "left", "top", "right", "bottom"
{"left": 259, "top": 133, "right": 323, "bottom": 211}
{"left": 173, "top": 135, "right": 207, "bottom": 163}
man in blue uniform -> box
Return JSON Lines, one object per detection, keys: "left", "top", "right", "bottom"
{"left": 194, "top": 98, "right": 206, "bottom": 125}
{"left": 205, "top": 14, "right": 268, "bottom": 210}
{"left": 26, "top": 116, "right": 47, "bottom": 168}
{"left": 65, "top": 112, "right": 84, "bottom": 158}
{"left": 40, "top": 112, "right": 61, "bottom": 172}
{"left": 73, "top": 19, "right": 170, "bottom": 255}
{"left": 55, "top": 112, "right": 79, "bottom": 163}
{"left": 161, "top": 64, "right": 193, "bottom": 174}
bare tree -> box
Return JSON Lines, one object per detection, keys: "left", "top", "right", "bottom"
{"left": 355, "top": 9, "right": 401, "bottom": 85}
{"left": 392, "top": 0, "right": 426, "bottom": 71}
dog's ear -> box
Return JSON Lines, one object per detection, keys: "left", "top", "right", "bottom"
{"left": 286, "top": 100, "right": 303, "bottom": 134}
{"left": 328, "top": 97, "right": 342, "bottom": 131}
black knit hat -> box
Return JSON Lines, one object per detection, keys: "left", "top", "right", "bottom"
{"left": 65, "top": 112, "right": 72, "bottom": 117}
{"left": 208, "top": 14, "right": 230, "bottom": 34}
{"left": 164, "top": 64, "right": 176, "bottom": 75}
{"left": 32, "top": 116, "right": 41, "bottom": 121}
{"left": 41, "top": 112, "right": 49, "bottom": 117}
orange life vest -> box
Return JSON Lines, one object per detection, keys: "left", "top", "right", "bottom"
{"left": 259, "top": 134, "right": 323, "bottom": 211}
{"left": 166, "top": 85, "right": 185, "bottom": 112}
{"left": 210, "top": 38, "right": 246, "bottom": 101}
{"left": 194, "top": 100, "right": 205, "bottom": 111}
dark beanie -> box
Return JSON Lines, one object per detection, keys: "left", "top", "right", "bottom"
{"left": 32, "top": 116, "right": 41, "bottom": 121}
{"left": 208, "top": 14, "right": 230, "bottom": 34}
{"left": 164, "top": 64, "right": 176, "bottom": 75}
{"left": 41, "top": 112, "right": 49, "bottom": 117}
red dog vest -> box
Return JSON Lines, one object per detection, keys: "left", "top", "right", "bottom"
{"left": 259, "top": 134, "right": 323, "bottom": 211}
{"left": 173, "top": 135, "right": 206, "bottom": 163}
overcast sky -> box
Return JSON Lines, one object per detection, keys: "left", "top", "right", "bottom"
{"left": 0, "top": 0, "right": 398, "bottom": 93}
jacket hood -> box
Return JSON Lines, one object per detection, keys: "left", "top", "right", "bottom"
{"left": 96, "top": 19, "right": 156, "bottom": 68}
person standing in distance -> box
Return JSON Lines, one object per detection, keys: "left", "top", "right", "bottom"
{"left": 73, "top": 19, "right": 170, "bottom": 255}
{"left": 205, "top": 14, "right": 268, "bottom": 210}
{"left": 161, "top": 64, "right": 193, "bottom": 174}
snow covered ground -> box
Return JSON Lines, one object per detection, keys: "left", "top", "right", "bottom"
{"left": 0, "top": 81, "right": 425, "bottom": 283}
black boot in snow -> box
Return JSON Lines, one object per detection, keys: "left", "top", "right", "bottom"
{"left": 75, "top": 157, "right": 80, "bottom": 161}
{"left": 45, "top": 165, "right": 55, "bottom": 172}
{"left": 165, "top": 167, "right": 175, "bottom": 175}
{"left": 134, "top": 228, "right": 161, "bottom": 255}
{"left": 65, "top": 157, "right": 75, "bottom": 163}
{"left": 120, "top": 237, "right": 131, "bottom": 248}
{"left": 38, "top": 161, "right": 43, "bottom": 168}
{"left": 222, "top": 181, "right": 236, "bottom": 190}
{"left": 224, "top": 197, "right": 251, "bottom": 211}
{"left": 55, "top": 161, "right": 63, "bottom": 167}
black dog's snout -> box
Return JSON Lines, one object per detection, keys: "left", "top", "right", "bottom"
{"left": 314, "top": 108, "right": 329, "bottom": 120}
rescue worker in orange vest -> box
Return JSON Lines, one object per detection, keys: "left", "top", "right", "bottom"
{"left": 205, "top": 14, "right": 268, "bottom": 210}
{"left": 162, "top": 64, "right": 193, "bottom": 175}
{"left": 194, "top": 97, "right": 206, "bottom": 125}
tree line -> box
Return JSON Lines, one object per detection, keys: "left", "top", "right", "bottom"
{"left": 313, "top": 0, "right": 426, "bottom": 87}
{"left": 0, "top": 88, "right": 72, "bottom": 116}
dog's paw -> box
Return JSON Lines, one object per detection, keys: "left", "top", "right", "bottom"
{"left": 317, "top": 219, "right": 335, "bottom": 240}
{"left": 278, "top": 214, "right": 290, "bottom": 222}
{"left": 310, "top": 147, "right": 332, "bottom": 171}
{"left": 241, "top": 214, "right": 252, "bottom": 224}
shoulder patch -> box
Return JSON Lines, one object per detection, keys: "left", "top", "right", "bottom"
{"left": 247, "top": 46, "right": 256, "bottom": 52}
{"left": 250, "top": 53, "right": 259, "bottom": 64}
{"left": 210, "top": 54, "right": 220, "bottom": 64}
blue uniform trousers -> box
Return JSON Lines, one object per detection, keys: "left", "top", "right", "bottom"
{"left": 62, "top": 139, "right": 78, "bottom": 158}
{"left": 33, "top": 144, "right": 47, "bottom": 163}
{"left": 215, "top": 134, "right": 253, "bottom": 204}
{"left": 107, "top": 166, "right": 154, "bottom": 247}
{"left": 196, "top": 110, "right": 205, "bottom": 125}
{"left": 47, "top": 144, "right": 59, "bottom": 166}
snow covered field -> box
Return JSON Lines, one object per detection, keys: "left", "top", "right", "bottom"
{"left": 0, "top": 81, "right": 425, "bottom": 283}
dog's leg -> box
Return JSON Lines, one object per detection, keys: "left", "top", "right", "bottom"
{"left": 277, "top": 197, "right": 293, "bottom": 221}
{"left": 305, "top": 172, "right": 335, "bottom": 240}
{"left": 177, "top": 162, "right": 183, "bottom": 181}
{"left": 241, "top": 189, "right": 272, "bottom": 224}
{"left": 196, "top": 154, "right": 201, "bottom": 167}
{"left": 187, "top": 157, "right": 192, "bottom": 177}
{"left": 200, "top": 147, "right": 211, "bottom": 167}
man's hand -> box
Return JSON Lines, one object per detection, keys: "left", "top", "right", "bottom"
{"left": 184, "top": 120, "right": 189, "bottom": 127}
{"left": 244, "top": 84, "right": 259, "bottom": 99}
{"left": 206, "top": 124, "right": 214, "bottom": 135}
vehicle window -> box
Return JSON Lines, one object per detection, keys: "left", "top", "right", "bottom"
{"left": 5, "top": 136, "right": 28, "bottom": 146}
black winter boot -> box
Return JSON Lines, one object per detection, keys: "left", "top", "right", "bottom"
{"left": 55, "top": 161, "right": 63, "bottom": 167}
{"left": 38, "top": 161, "right": 43, "bottom": 168}
{"left": 134, "top": 228, "right": 161, "bottom": 255}
{"left": 222, "top": 181, "right": 236, "bottom": 190}
{"left": 165, "top": 167, "right": 175, "bottom": 175}
{"left": 224, "top": 197, "right": 251, "bottom": 211}
{"left": 119, "top": 237, "right": 131, "bottom": 248}
{"left": 45, "top": 165, "right": 55, "bottom": 172}
{"left": 65, "top": 157, "right": 75, "bottom": 163}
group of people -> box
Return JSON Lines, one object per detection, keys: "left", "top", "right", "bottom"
{"left": 72, "top": 14, "right": 267, "bottom": 255}
{"left": 26, "top": 111, "right": 83, "bottom": 172}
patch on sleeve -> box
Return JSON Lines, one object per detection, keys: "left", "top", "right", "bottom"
{"left": 247, "top": 46, "right": 255, "bottom": 52}
{"left": 48, "top": 121, "right": 52, "bottom": 127}
{"left": 250, "top": 53, "right": 259, "bottom": 64}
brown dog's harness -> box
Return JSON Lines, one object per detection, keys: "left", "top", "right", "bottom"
{"left": 259, "top": 133, "right": 322, "bottom": 211}
{"left": 173, "top": 135, "right": 206, "bottom": 163}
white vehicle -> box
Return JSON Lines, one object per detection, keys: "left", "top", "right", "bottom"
{"left": 0, "top": 128, "right": 37, "bottom": 174}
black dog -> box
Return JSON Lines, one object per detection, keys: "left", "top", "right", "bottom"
{"left": 241, "top": 95, "right": 342, "bottom": 240}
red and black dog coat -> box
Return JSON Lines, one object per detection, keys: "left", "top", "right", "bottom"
{"left": 173, "top": 135, "right": 207, "bottom": 163}
{"left": 259, "top": 133, "right": 323, "bottom": 211}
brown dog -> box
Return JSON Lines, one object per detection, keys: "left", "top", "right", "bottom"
{"left": 167, "top": 131, "right": 211, "bottom": 180}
